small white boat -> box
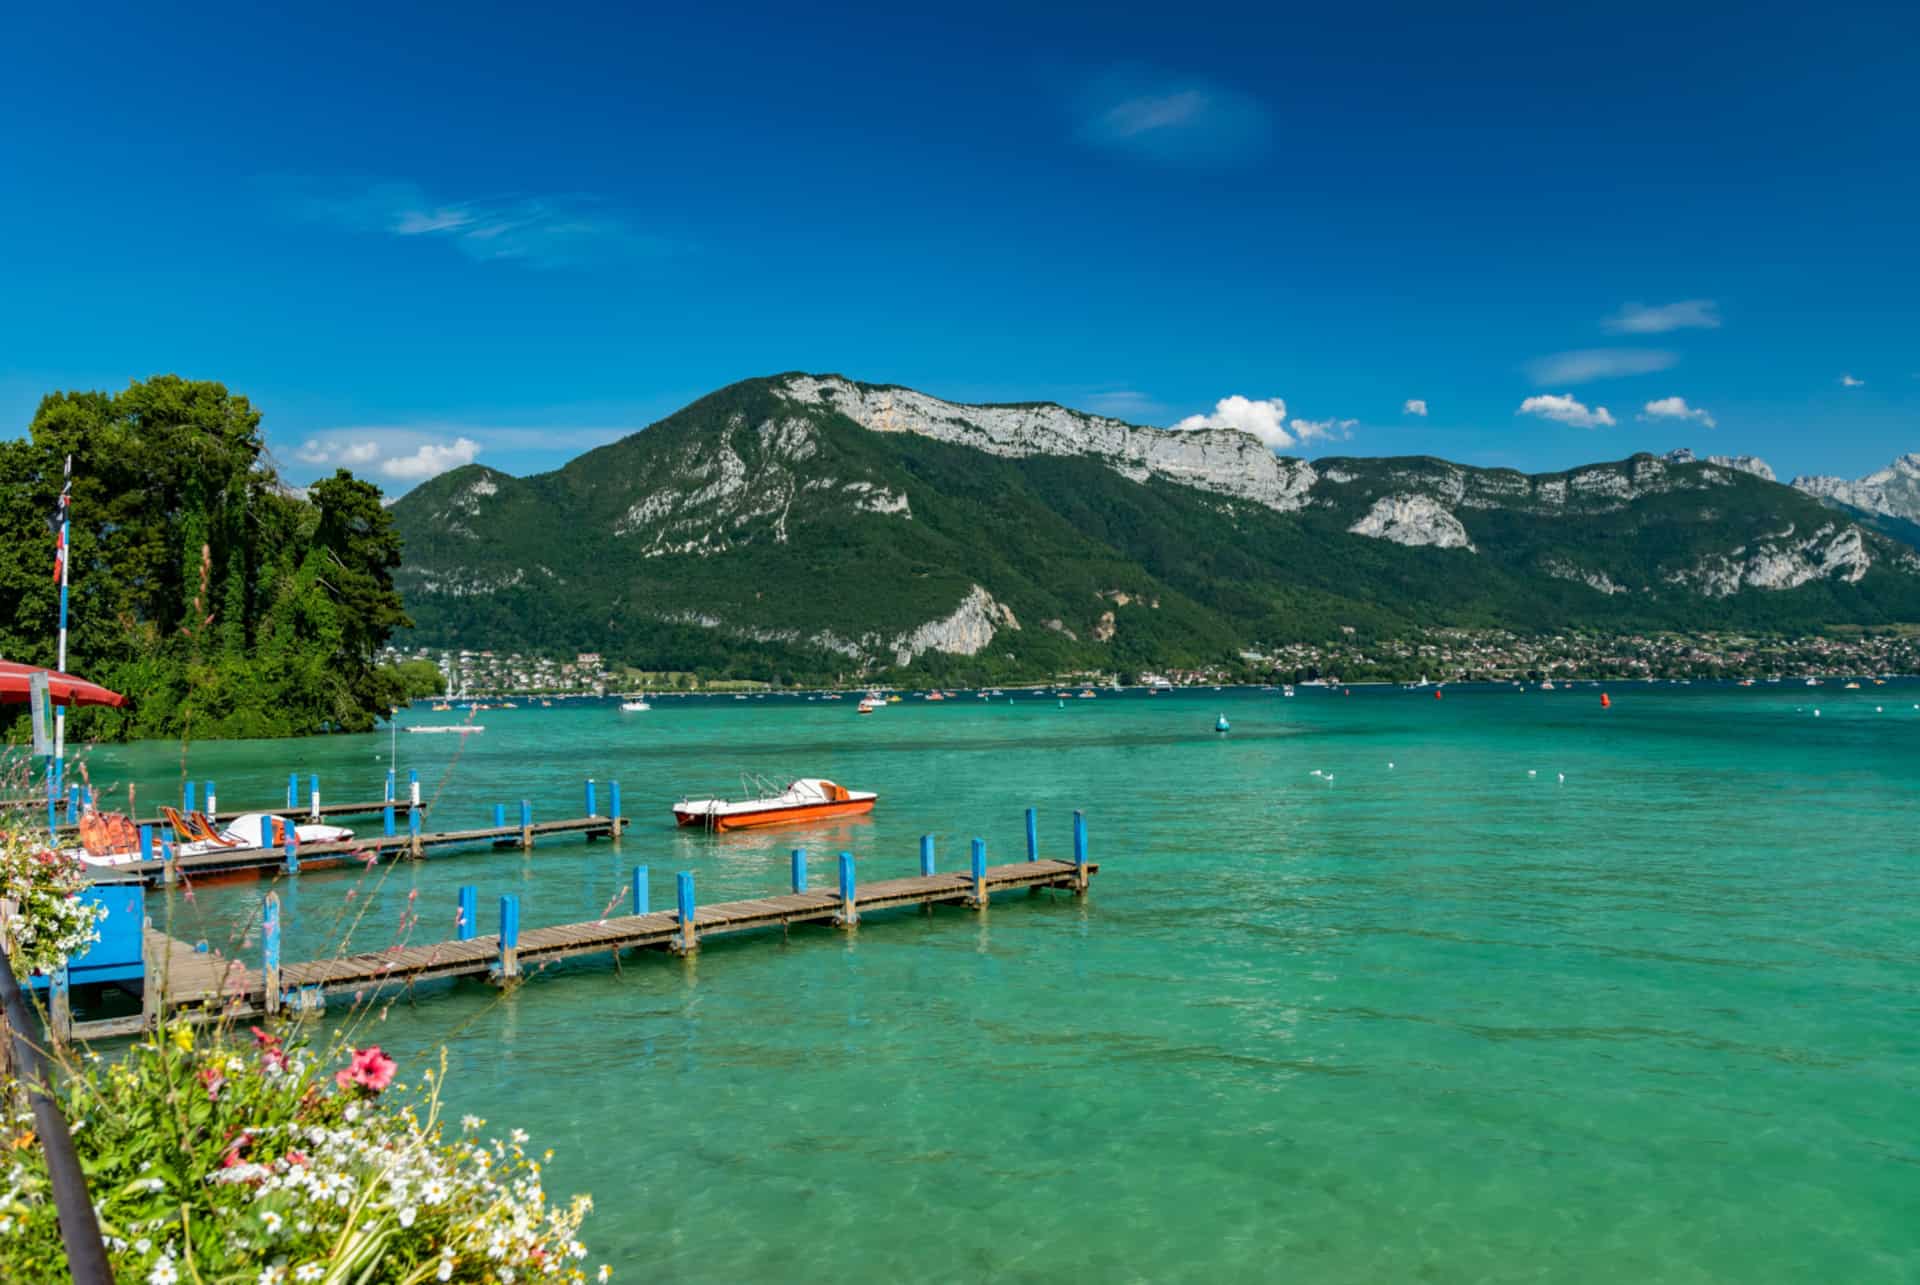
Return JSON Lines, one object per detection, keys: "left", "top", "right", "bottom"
{"left": 857, "top": 697, "right": 880, "bottom": 714}
{"left": 1282, "top": 684, "right": 1295, "bottom": 697}
{"left": 674, "top": 777, "right": 876, "bottom": 831}
{"left": 621, "top": 699, "right": 651, "bottom": 712}
{"left": 406, "top": 725, "right": 484, "bottom": 735}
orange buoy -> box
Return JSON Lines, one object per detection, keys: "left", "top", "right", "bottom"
{"left": 1600, "top": 692, "right": 1611, "bottom": 708}
{"left": 1433, "top": 689, "right": 1443, "bottom": 700}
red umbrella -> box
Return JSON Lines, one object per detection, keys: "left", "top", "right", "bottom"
{"left": 0, "top": 661, "right": 127, "bottom": 708}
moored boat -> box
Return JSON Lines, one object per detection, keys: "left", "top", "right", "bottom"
{"left": 673, "top": 778, "right": 877, "bottom": 832}
{"left": 857, "top": 697, "right": 880, "bottom": 714}
{"left": 620, "top": 698, "right": 651, "bottom": 712}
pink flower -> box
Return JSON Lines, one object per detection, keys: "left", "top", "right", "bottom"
{"left": 334, "top": 1045, "right": 397, "bottom": 1094}
{"left": 199, "top": 1066, "right": 225, "bottom": 1100}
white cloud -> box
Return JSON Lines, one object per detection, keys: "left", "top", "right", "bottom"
{"left": 1602, "top": 299, "right": 1721, "bottom": 334}
{"left": 1403, "top": 399, "right": 1428, "bottom": 417}
{"left": 381, "top": 437, "right": 482, "bottom": 480}
{"left": 1075, "top": 71, "right": 1269, "bottom": 165}
{"left": 1517, "top": 394, "right": 1616, "bottom": 429}
{"left": 1525, "top": 348, "right": 1677, "bottom": 385}
{"left": 1172, "top": 395, "right": 1293, "bottom": 447}
{"left": 285, "top": 429, "right": 483, "bottom": 485}
{"left": 1841, "top": 373, "right": 1865, "bottom": 387}
{"left": 1639, "top": 396, "right": 1716, "bottom": 428}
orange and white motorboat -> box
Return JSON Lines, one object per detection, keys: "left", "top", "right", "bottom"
{"left": 673, "top": 777, "right": 877, "bottom": 832}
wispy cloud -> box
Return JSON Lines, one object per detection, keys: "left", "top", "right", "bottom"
{"left": 1081, "top": 389, "right": 1164, "bottom": 419}
{"left": 1517, "top": 394, "right": 1615, "bottom": 429}
{"left": 1602, "top": 299, "right": 1721, "bottom": 334}
{"left": 1840, "top": 373, "right": 1865, "bottom": 387}
{"left": 1403, "top": 398, "right": 1429, "bottom": 417}
{"left": 1075, "top": 69, "right": 1269, "bottom": 165}
{"left": 1170, "top": 395, "right": 1351, "bottom": 449}
{"left": 1526, "top": 348, "right": 1677, "bottom": 385}
{"left": 1639, "top": 396, "right": 1716, "bottom": 428}
{"left": 269, "top": 178, "right": 664, "bottom": 268}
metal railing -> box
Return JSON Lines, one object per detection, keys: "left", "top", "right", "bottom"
{"left": 0, "top": 949, "right": 114, "bottom": 1283}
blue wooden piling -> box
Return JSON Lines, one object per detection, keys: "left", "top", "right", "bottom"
{"left": 260, "top": 817, "right": 274, "bottom": 851}
{"left": 631, "top": 866, "right": 649, "bottom": 915}
{"left": 409, "top": 768, "right": 420, "bottom": 806}
{"left": 407, "top": 805, "right": 421, "bottom": 856}
{"left": 383, "top": 805, "right": 396, "bottom": 837}
{"left": 498, "top": 894, "right": 521, "bottom": 978}
{"left": 791, "top": 848, "right": 808, "bottom": 893}
{"left": 284, "top": 823, "right": 299, "bottom": 874}
{"left": 920, "top": 834, "right": 935, "bottom": 876}
{"left": 610, "top": 780, "right": 622, "bottom": 826}
{"left": 1073, "top": 809, "right": 1089, "bottom": 891}
{"left": 494, "top": 802, "right": 506, "bottom": 828}
{"left": 183, "top": 780, "right": 196, "bottom": 815}
{"left": 138, "top": 824, "right": 153, "bottom": 865}
{"left": 46, "top": 797, "right": 58, "bottom": 836}
{"left": 308, "top": 774, "right": 321, "bottom": 817}
{"left": 585, "top": 778, "right": 597, "bottom": 817}
{"left": 970, "top": 837, "right": 988, "bottom": 907}
{"left": 519, "top": 799, "right": 532, "bottom": 849}
{"left": 675, "top": 871, "right": 697, "bottom": 953}
{"left": 287, "top": 772, "right": 298, "bottom": 809}
{"left": 1026, "top": 806, "right": 1038, "bottom": 862}
{"left": 457, "top": 886, "right": 477, "bottom": 940}
{"left": 263, "top": 892, "right": 282, "bottom": 1014}
{"left": 385, "top": 768, "right": 395, "bottom": 802}
{"left": 837, "top": 851, "right": 858, "bottom": 927}
{"left": 204, "top": 780, "right": 215, "bottom": 816}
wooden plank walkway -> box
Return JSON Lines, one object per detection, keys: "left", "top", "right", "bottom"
{"left": 115, "top": 859, "right": 1097, "bottom": 1026}
{"left": 85, "top": 815, "right": 628, "bottom": 886}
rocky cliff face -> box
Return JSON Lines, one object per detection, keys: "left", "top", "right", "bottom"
{"left": 1666, "top": 523, "right": 1873, "bottom": 597}
{"left": 778, "top": 375, "right": 1319, "bottom": 513}
{"left": 1793, "top": 453, "right": 1920, "bottom": 522}
{"left": 1347, "top": 494, "right": 1476, "bottom": 550}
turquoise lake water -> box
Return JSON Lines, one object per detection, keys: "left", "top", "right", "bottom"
{"left": 71, "top": 684, "right": 1920, "bottom": 1282}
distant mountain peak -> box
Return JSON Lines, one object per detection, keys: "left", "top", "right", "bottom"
{"left": 1792, "top": 451, "right": 1920, "bottom": 522}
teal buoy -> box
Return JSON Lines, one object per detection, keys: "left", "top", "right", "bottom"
{"left": 1215, "top": 714, "right": 1230, "bottom": 733}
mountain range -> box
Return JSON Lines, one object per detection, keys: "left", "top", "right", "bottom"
{"left": 388, "top": 374, "right": 1920, "bottom": 681}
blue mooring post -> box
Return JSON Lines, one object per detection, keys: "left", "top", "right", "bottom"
{"left": 138, "top": 824, "right": 153, "bottom": 865}
{"left": 287, "top": 772, "right": 298, "bottom": 810}
{"left": 1073, "top": 809, "right": 1088, "bottom": 892}
{"left": 610, "top": 780, "right": 622, "bottom": 830}
{"left": 263, "top": 892, "right": 282, "bottom": 1015}
{"left": 1026, "top": 806, "right": 1039, "bottom": 862}
{"left": 46, "top": 797, "right": 58, "bottom": 836}
{"left": 385, "top": 768, "right": 395, "bottom": 802}
{"left": 837, "top": 851, "right": 858, "bottom": 927}
{"left": 970, "top": 837, "right": 988, "bottom": 908}
{"left": 204, "top": 780, "right": 216, "bottom": 816}
{"left": 183, "top": 780, "right": 196, "bottom": 815}
{"left": 585, "top": 778, "right": 597, "bottom": 817}
{"left": 675, "top": 871, "right": 697, "bottom": 954}
{"left": 284, "top": 823, "right": 299, "bottom": 874}
{"left": 920, "top": 834, "right": 935, "bottom": 876}
{"left": 407, "top": 805, "right": 421, "bottom": 858}
{"left": 631, "top": 866, "right": 649, "bottom": 915}
{"left": 309, "top": 773, "right": 321, "bottom": 818}
{"left": 493, "top": 802, "right": 506, "bottom": 829}
{"left": 791, "top": 848, "right": 807, "bottom": 893}
{"left": 383, "top": 805, "right": 396, "bottom": 837}
{"left": 409, "top": 768, "right": 420, "bottom": 807}
{"left": 457, "top": 886, "right": 477, "bottom": 940}
{"left": 260, "top": 816, "right": 273, "bottom": 851}
{"left": 497, "top": 894, "right": 521, "bottom": 980}
{"left": 519, "top": 799, "right": 532, "bottom": 850}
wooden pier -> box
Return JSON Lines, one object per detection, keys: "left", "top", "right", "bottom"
{"left": 106, "top": 856, "right": 1095, "bottom": 1030}
{"left": 59, "top": 812, "right": 1098, "bottom": 1037}
{"left": 53, "top": 799, "right": 424, "bottom": 837}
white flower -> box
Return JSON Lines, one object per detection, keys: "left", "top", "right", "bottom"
{"left": 134, "top": 1237, "right": 152, "bottom": 1254}
{"left": 148, "top": 1256, "right": 179, "bottom": 1285}
{"left": 399, "top": 1206, "right": 416, "bottom": 1228}
{"left": 436, "top": 1260, "right": 454, "bottom": 1283}
{"left": 461, "top": 1114, "right": 482, "bottom": 1131}
{"left": 422, "top": 1178, "right": 448, "bottom": 1204}
{"left": 261, "top": 1210, "right": 284, "bottom": 1234}
{"left": 598, "top": 1268, "right": 612, "bottom": 1283}
{"left": 510, "top": 1128, "right": 529, "bottom": 1146}
{"left": 295, "top": 1265, "right": 323, "bottom": 1283}
{"left": 257, "top": 1267, "right": 286, "bottom": 1285}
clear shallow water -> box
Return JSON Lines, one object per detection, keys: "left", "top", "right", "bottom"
{"left": 75, "top": 685, "right": 1920, "bottom": 1282}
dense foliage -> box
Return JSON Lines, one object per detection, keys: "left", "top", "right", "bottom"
{"left": 0, "top": 377, "right": 412, "bottom": 740}
{"left": 389, "top": 377, "right": 1920, "bottom": 685}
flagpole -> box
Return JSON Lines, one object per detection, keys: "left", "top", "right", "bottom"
{"left": 53, "top": 454, "right": 71, "bottom": 776}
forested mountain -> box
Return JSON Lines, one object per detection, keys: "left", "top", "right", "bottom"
{"left": 0, "top": 377, "right": 411, "bottom": 740}
{"left": 389, "top": 374, "right": 1920, "bottom": 684}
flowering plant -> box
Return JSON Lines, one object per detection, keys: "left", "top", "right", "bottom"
{"left": 0, "top": 817, "right": 106, "bottom": 975}
{"left": 0, "top": 1023, "right": 607, "bottom": 1284}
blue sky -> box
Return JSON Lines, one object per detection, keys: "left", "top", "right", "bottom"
{"left": 2, "top": 0, "right": 1914, "bottom": 492}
